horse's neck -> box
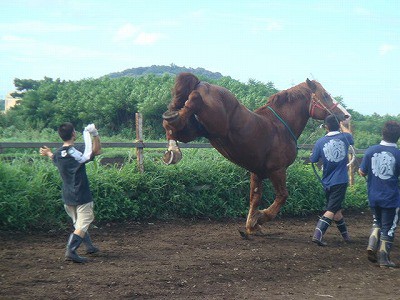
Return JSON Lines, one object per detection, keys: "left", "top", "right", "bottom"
{"left": 266, "top": 104, "right": 310, "bottom": 138}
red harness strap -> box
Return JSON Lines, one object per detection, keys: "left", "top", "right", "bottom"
{"left": 309, "top": 94, "right": 338, "bottom": 118}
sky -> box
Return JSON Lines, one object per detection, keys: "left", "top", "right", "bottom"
{"left": 1, "top": 0, "right": 399, "bottom": 116}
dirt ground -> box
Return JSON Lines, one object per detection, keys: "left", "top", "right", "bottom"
{"left": 1, "top": 210, "right": 400, "bottom": 300}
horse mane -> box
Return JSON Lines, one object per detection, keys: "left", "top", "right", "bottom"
{"left": 266, "top": 82, "right": 311, "bottom": 108}
{"left": 169, "top": 73, "right": 200, "bottom": 110}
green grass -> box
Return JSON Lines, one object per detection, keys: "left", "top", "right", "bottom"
{"left": 0, "top": 148, "right": 368, "bottom": 232}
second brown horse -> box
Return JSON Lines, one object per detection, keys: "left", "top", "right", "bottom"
{"left": 162, "top": 73, "right": 350, "bottom": 236}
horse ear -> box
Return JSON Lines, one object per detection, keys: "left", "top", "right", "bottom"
{"left": 306, "top": 78, "right": 317, "bottom": 92}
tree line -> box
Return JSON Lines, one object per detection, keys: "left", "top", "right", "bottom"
{"left": 1, "top": 71, "right": 399, "bottom": 149}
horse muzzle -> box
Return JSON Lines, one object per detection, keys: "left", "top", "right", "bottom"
{"left": 163, "top": 140, "right": 182, "bottom": 165}
{"left": 336, "top": 103, "right": 351, "bottom": 120}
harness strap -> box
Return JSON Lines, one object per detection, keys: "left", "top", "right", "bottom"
{"left": 267, "top": 106, "right": 299, "bottom": 150}
{"left": 309, "top": 93, "right": 339, "bottom": 118}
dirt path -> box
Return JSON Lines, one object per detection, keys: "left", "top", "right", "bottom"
{"left": 1, "top": 211, "right": 400, "bottom": 299}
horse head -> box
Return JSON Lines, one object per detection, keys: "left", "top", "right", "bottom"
{"left": 306, "top": 78, "right": 351, "bottom": 121}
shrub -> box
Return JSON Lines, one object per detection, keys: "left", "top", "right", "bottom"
{"left": 0, "top": 150, "right": 369, "bottom": 231}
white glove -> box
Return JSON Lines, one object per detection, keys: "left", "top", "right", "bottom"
{"left": 84, "top": 124, "right": 98, "bottom": 136}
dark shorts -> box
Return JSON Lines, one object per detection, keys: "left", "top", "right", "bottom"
{"left": 325, "top": 183, "right": 348, "bottom": 213}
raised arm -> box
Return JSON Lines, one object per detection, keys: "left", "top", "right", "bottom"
{"left": 85, "top": 124, "right": 101, "bottom": 157}
{"left": 92, "top": 135, "right": 101, "bottom": 156}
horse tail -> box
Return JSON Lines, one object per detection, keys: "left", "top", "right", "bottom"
{"left": 169, "top": 72, "right": 200, "bottom": 110}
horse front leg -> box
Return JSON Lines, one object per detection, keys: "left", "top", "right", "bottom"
{"left": 260, "top": 168, "right": 289, "bottom": 222}
{"left": 162, "top": 91, "right": 204, "bottom": 164}
{"left": 163, "top": 90, "right": 203, "bottom": 132}
{"left": 245, "top": 173, "right": 265, "bottom": 235}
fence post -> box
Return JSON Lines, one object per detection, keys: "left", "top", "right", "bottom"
{"left": 135, "top": 112, "right": 144, "bottom": 173}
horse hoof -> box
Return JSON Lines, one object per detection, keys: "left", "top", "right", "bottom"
{"left": 238, "top": 228, "right": 252, "bottom": 240}
{"left": 162, "top": 110, "right": 179, "bottom": 121}
{"left": 163, "top": 150, "right": 182, "bottom": 165}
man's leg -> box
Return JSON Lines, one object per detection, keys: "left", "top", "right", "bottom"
{"left": 378, "top": 207, "right": 399, "bottom": 268}
{"left": 77, "top": 202, "right": 99, "bottom": 255}
{"left": 64, "top": 205, "right": 88, "bottom": 263}
{"left": 367, "top": 210, "right": 380, "bottom": 263}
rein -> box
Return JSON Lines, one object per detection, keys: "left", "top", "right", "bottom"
{"left": 267, "top": 106, "right": 298, "bottom": 150}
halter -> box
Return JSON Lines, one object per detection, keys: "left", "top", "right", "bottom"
{"left": 267, "top": 92, "right": 335, "bottom": 150}
{"left": 267, "top": 92, "right": 342, "bottom": 153}
{"left": 308, "top": 93, "right": 339, "bottom": 118}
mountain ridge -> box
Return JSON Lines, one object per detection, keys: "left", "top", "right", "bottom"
{"left": 106, "top": 64, "right": 224, "bottom": 80}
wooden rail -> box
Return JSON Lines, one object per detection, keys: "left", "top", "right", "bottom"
{"left": 0, "top": 140, "right": 364, "bottom": 183}
{"left": 0, "top": 141, "right": 214, "bottom": 151}
{"left": 0, "top": 112, "right": 364, "bottom": 177}
{"left": 0, "top": 142, "right": 365, "bottom": 152}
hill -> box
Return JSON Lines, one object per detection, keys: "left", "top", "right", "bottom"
{"left": 106, "top": 64, "right": 224, "bottom": 80}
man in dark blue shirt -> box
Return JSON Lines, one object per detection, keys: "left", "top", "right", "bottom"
{"left": 359, "top": 120, "right": 400, "bottom": 268}
{"left": 310, "top": 114, "right": 354, "bottom": 246}
{"left": 40, "top": 122, "right": 101, "bottom": 263}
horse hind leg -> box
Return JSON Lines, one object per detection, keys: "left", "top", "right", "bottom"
{"left": 243, "top": 170, "right": 289, "bottom": 238}
{"left": 260, "top": 169, "right": 289, "bottom": 223}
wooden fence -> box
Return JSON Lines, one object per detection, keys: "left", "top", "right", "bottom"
{"left": 0, "top": 113, "right": 365, "bottom": 180}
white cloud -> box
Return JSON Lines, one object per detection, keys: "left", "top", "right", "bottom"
{"left": 0, "top": 34, "right": 106, "bottom": 62}
{"left": 1, "top": 35, "right": 32, "bottom": 42}
{"left": 265, "top": 20, "right": 282, "bottom": 31}
{"left": 354, "top": 6, "right": 371, "bottom": 17}
{"left": 251, "top": 19, "right": 282, "bottom": 33}
{"left": 134, "top": 32, "right": 163, "bottom": 45}
{"left": 113, "top": 23, "right": 163, "bottom": 45}
{"left": 0, "top": 21, "right": 93, "bottom": 33}
{"left": 114, "top": 23, "right": 140, "bottom": 42}
{"left": 379, "top": 44, "right": 395, "bottom": 55}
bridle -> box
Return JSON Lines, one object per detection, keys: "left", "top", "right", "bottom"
{"left": 308, "top": 93, "right": 339, "bottom": 119}
{"left": 267, "top": 92, "right": 339, "bottom": 151}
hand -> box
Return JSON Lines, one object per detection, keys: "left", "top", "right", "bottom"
{"left": 84, "top": 124, "right": 99, "bottom": 136}
{"left": 40, "top": 146, "right": 53, "bottom": 157}
{"left": 340, "top": 121, "right": 351, "bottom": 133}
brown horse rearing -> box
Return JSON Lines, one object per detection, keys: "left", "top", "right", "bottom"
{"left": 162, "top": 72, "right": 350, "bottom": 237}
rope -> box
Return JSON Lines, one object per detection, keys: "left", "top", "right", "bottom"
{"left": 267, "top": 106, "right": 298, "bottom": 150}
{"left": 311, "top": 162, "right": 325, "bottom": 189}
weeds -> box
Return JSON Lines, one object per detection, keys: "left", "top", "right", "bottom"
{"left": 0, "top": 151, "right": 368, "bottom": 231}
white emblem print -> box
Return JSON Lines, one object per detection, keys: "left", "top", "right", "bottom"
{"left": 371, "top": 151, "right": 395, "bottom": 180}
{"left": 323, "top": 139, "right": 346, "bottom": 162}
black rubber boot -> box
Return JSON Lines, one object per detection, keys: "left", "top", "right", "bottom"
{"left": 65, "top": 233, "right": 88, "bottom": 263}
{"left": 378, "top": 238, "right": 397, "bottom": 268}
{"left": 335, "top": 218, "right": 351, "bottom": 242}
{"left": 83, "top": 232, "right": 99, "bottom": 254}
{"left": 312, "top": 216, "right": 332, "bottom": 246}
{"left": 366, "top": 225, "right": 380, "bottom": 263}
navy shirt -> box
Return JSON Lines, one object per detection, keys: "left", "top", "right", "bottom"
{"left": 53, "top": 144, "right": 93, "bottom": 206}
{"left": 310, "top": 131, "right": 354, "bottom": 188}
{"left": 359, "top": 143, "right": 400, "bottom": 208}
